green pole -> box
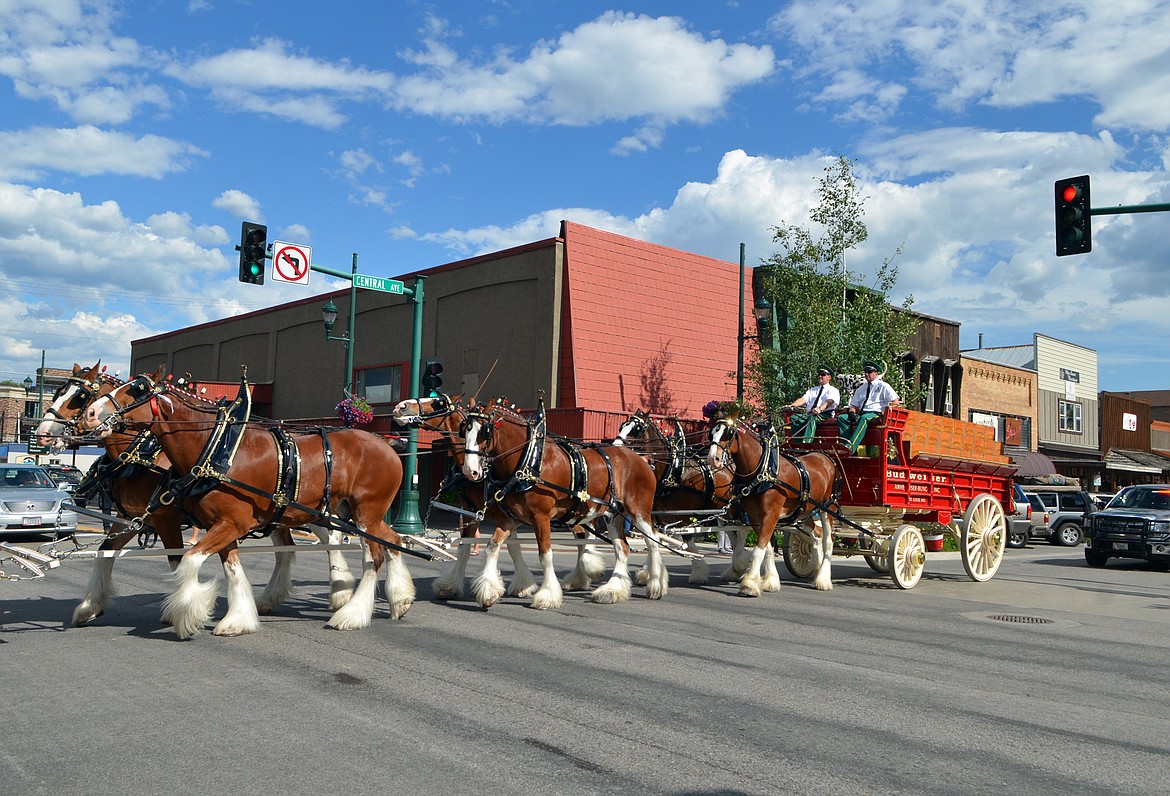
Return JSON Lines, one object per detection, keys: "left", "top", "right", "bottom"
{"left": 737, "top": 243, "right": 745, "bottom": 402}
{"left": 394, "top": 275, "right": 426, "bottom": 535}
{"left": 345, "top": 254, "right": 356, "bottom": 394}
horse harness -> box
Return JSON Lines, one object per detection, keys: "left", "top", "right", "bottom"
{"left": 727, "top": 419, "right": 817, "bottom": 526}
{"left": 99, "top": 374, "right": 427, "bottom": 558}
{"left": 470, "top": 399, "right": 620, "bottom": 529}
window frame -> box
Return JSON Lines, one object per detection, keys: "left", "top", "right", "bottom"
{"left": 353, "top": 363, "right": 404, "bottom": 407}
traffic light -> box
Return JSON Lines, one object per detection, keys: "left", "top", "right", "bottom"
{"left": 1055, "top": 176, "right": 1091, "bottom": 256}
{"left": 420, "top": 359, "right": 444, "bottom": 397}
{"left": 238, "top": 222, "right": 267, "bottom": 284}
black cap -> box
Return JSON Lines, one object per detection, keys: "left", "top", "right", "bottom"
{"left": 862, "top": 360, "right": 881, "bottom": 373}
{"left": 816, "top": 365, "right": 836, "bottom": 377}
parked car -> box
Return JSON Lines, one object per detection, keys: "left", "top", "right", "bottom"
{"left": 1085, "top": 484, "right": 1170, "bottom": 568}
{"left": 0, "top": 463, "right": 79, "bottom": 538}
{"left": 1025, "top": 486, "right": 1095, "bottom": 546}
{"left": 1007, "top": 483, "right": 1032, "bottom": 548}
{"left": 1026, "top": 493, "right": 1050, "bottom": 541}
{"left": 44, "top": 464, "right": 82, "bottom": 494}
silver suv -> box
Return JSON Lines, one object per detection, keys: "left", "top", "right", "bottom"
{"left": 1007, "top": 484, "right": 1032, "bottom": 548}
{"left": 1026, "top": 487, "right": 1094, "bottom": 546}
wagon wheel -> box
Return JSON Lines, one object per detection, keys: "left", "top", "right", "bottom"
{"left": 888, "top": 524, "right": 926, "bottom": 589}
{"left": 864, "top": 532, "right": 891, "bottom": 573}
{"left": 960, "top": 493, "right": 1006, "bottom": 582}
{"left": 782, "top": 519, "right": 817, "bottom": 580}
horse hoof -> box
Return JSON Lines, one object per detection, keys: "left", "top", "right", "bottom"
{"left": 388, "top": 601, "right": 413, "bottom": 620}
{"left": 73, "top": 609, "right": 102, "bottom": 626}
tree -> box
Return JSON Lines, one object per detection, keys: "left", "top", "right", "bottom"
{"left": 748, "top": 155, "right": 920, "bottom": 416}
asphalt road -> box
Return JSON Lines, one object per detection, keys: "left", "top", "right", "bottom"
{"left": 3, "top": 532, "right": 1169, "bottom": 795}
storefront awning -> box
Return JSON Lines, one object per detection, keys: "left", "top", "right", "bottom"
{"left": 1009, "top": 450, "right": 1058, "bottom": 477}
{"left": 1104, "top": 449, "right": 1170, "bottom": 475}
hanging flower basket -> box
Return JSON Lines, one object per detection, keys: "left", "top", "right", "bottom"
{"left": 336, "top": 395, "right": 374, "bottom": 427}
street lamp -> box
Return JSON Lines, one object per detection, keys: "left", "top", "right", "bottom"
{"left": 322, "top": 275, "right": 356, "bottom": 396}
{"left": 753, "top": 295, "right": 772, "bottom": 326}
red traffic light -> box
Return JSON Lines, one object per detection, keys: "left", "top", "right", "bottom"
{"left": 1054, "top": 176, "right": 1091, "bottom": 256}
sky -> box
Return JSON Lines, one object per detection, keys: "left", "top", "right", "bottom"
{"left": 2, "top": 0, "right": 1169, "bottom": 394}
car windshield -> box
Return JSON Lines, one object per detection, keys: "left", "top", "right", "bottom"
{"left": 0, "top": 467, "right": 54, "bottom": 488}
{"left": 1114, "top": 487, "right": 1170, "bottom": 510}
{"left": 49, "top": 469, "right": 81, "bottom": 485}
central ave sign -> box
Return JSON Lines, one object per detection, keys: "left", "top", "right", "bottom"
{"left": 353, "top": 274, "right": 404, "bottom": 294}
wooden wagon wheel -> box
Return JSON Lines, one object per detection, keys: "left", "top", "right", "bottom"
{"left": 864, "top": 531, "right": 891, "bottom": 573}
{"left": 887, "top": 524, "right": 926, "bottom": 589}
{"left": 781, "top": 519, "right": 817, "bottom": 580}
{"left": 960, "top": 493, "right": 1006, "bottom": 582}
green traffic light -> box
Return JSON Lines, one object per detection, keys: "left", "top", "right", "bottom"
{"left": 250, "top": 263, "right": 262, "bottom": 276}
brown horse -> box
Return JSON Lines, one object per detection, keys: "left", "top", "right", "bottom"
{"left": 81, "top": 367, "right": 411, "bottom": 638}
{"left": 35, "top": 365, "right": 356, "bottom": 627}
{"left": 613, "top": 410, "right": 738, "bottom": 584}
{"left": 460, "top": 397, "right": 662, "bottom": 607}
{"left": 706, "top": 415, "right": 838, "bottom": 596}
{"left": 392, "top": 394, "right": 606, "bottom": 607}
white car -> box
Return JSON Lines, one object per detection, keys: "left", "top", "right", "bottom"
{"left": 0, "top": 463, "right": 78, "bottom": 538}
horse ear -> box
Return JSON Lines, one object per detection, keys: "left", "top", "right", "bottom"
{"left": 151, "top": 363, "right": 168, "bottom": 382}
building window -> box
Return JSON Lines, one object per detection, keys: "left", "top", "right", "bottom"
{"left": 922, "top": 371, "right": 935, "bottom": 412}
{"left": 354, "top": 365, "right": 402, "bottom": 405}
{"left": 1058, "top": 399, "right": 1082, "bottom": 434}
{"left": 24, "top": 400, "right": 39, "bottom": 418}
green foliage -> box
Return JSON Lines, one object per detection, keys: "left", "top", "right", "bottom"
{"left": 748, "top": 155, "right": 922, "bottom": 416}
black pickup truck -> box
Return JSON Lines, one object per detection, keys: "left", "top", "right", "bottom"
{"left": 1085, "top": 484, "right": 1170, "bottom": 568}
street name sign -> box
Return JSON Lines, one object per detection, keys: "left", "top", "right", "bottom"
{"left": 353, "top": 274, "right": 404, "bottom": 294}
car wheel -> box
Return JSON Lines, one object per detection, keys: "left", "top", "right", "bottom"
{"left": 1085, "top": 548, "right": 1109, "bottom": 568}
{"left": 1006, "top": 526, "right": 1029, "bottom": 548}
{"left": 1053, "top": 523, "right": 1084, "bottom": 547}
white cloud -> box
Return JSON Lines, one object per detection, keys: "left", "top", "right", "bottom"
{"left": 211, "top": 189, "right": 262, "bottom": 221}
{"left": 393, "top": 12, "right": 775, "bottom": 138}
{"left": 771, "top": 0, "right": 1170, "bottom": 132}
{"left": 0, "top": 125, "right": 205, "bottom": 180}
{"left": 424, "top": 143, "right": 1170, "bottom": 364}
{"left": 0, "top": 0, "right": 169, "bottom": 124}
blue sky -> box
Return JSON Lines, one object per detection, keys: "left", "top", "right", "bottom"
{"left": 2, "top": 0, "right": 1169, "bottom": 393}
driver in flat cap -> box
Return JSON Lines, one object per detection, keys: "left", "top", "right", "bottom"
{"left": 837, "top": 360, "right": 900, "bottom": 454}
{"left": 785, "top": 365, "right": 840, "bottom": 443}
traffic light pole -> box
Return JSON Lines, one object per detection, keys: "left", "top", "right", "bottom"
{"left": 309, "top": 261, "right": 426, "bottom": 534}
{"left": 394, "top": 275, "right": 426, "bottom": 535}
{"left": 1091, "top": 202, "right": 1170, "bottom": 216}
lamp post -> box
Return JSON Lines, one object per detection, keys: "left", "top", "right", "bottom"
{"left": 321, "top": 255, "right": 359, "bottom": 394}
{"left": 736, "top": 243, "right": 773, "bottom": 402}
{"left": 23, "top": 351, "right": 45, "bottom": 460}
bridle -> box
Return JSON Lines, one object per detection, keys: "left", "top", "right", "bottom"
{"left": 36, "top": 371, "right": 125, "bottom": 446}
{"left": 88, "top": 374, "right": 169, "bottom": 437}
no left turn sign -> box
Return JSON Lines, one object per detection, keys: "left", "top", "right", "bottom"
{"left": 271, "top": 241, "right": 311, "bottom": 285}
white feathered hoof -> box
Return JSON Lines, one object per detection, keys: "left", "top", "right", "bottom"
{"left": 737, "top": 574, "right": 763, "bottom": 598}
{"left": 590, "top": 579, "right": 631, "bottom": 605}
{"left": 688, "top": 558, "right": 710, "bottom": 584}
{"left": 472, "top": 573, "right": 505, "bottom": 608}
{"left": 386, "top": 597, "right": 413, "bottom": 620}
{"left": 529, "top": 585, "right": 564, "bottom": 611}
{"left": 432, "top": 575, "right": 464, "bottom": 600}
{"left": 72, "top": 602, "right": 104, "bottom": 626}
{"left": 329, "top": 587, "right": 355, "bottom": 611}
{"left": 633, "top": 568, "right": 650, "bottom": 587}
